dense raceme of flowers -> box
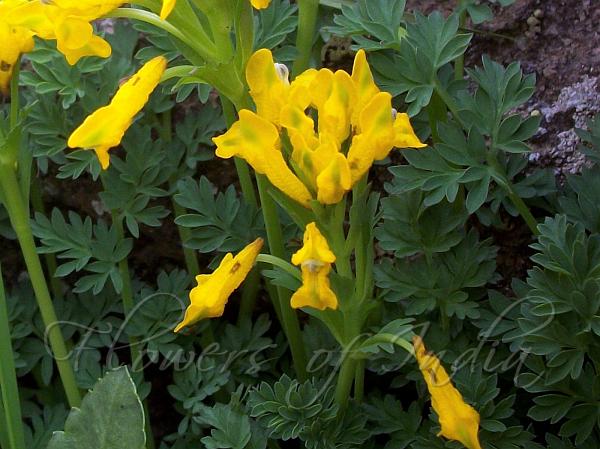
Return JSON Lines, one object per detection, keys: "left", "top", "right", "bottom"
{"left": 213, "top": 49, "right": 426, "bottom": 207}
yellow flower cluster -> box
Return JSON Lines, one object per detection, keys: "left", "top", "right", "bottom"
{"left": 0, "top": 0, "right": 127, "bottom": 93}
{"left": 214, "top": 49, "right": 426, "bottom": 207}
{"left": 413, "top": 337, "right": 483, "bottom": 449}
{"left": 0, "top": 0, "right": 273, "bottom": 93}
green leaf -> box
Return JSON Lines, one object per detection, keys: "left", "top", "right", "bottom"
{"left": 174, "top": 177, "right": 263, "bottom": 253}
{"left": 326, "top": 0, "right": 407, "bottom": 51}
{"left": 375, "top": 191, "right": 467, "bottom": 257}
{"left": 198, "top": 404, "right": 253, "bottom": 449}
{"left": 254, "top": 0, "right": 298, "bottom": 51}
{"left": 47, "top": 366, "right": 145, "bottom": 449}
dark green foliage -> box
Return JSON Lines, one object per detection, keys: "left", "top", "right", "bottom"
{"left": 560, "top": 166, "right": 600, "bottom": 233}
{"left": 375, "top": 191, "right": 467, "bottom": 258}
{"left": 254, "top": 0, "right": 298, "bottom": 56}
{"left": 576, "top": 114, "right": 600, "bottom": 164}
{"left": 99, "top": 126, "right": 171, "bottom": 237}
{"left": 31, "top": 209, "right": 133, "bottom": 294}
{"left": 327, "top": 0, "right": 407, "bottom": 51}
{"left": 369, "top": 11, "right": 471, "bottom": 113}
{"left": 248, "top": 374, "right": 338, "bottom": 441}
{"left": 460, "top": 57, "right": 539, "bottom": 152}
{"left": 175, "top": 176, "right": 263, "bottom": 253}
{"left": 375, "top": 230, "right": 497, "bottom": 319}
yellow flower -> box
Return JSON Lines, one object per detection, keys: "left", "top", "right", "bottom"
{"left": 250, "top": 0, "right": 271, "bottom": 9}
{"left": 413, "top": 337, "right": 483, "bottom": 449}
{"left": 68, "top": 56, "right": 167, "bottom": 169}
{"left": 290, "top": 223, "right": 338, "bottom": 311}
{"left": 174, "top": 238, "right": 264, "bottom": 332}
{"left": 216, "top": 48, "right": 425, "bottom": 207}
{"left": 160, "top": 0, "right": 176, "bottom": 19}
{"left": 347, "top": 92, "right": 426, "bottom": 183}
{"left": 8, "top": 0, "right": 123, "bottom": 65}
{"left": 213, "top": 109, "right": 313, "bottom": 207}
{"left": 0, "top": 5, "right": 34, "bottom": 94}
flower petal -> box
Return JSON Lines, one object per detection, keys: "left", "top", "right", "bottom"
{"left": 246, "top": 48, "right": 289, "bottom": 126}
{"left": 214, "top": 109, "right": 313, "bottom": 207}
{"left": 316, "top": 153, "right": 351, "bottom": 205}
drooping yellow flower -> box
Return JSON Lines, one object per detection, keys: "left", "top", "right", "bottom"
{"left": 213, "top": 109, "right": 313, "bottom": 207}
{"left": 174, "top": 238, "right": 264, "bottom": 332}
{"left": 290, "top": 223, "right": 338, "bottom": 311}
{"left": 215, "top": 48, "right": 425, "bottom": 207}
{"left": 68, "top": 56, "right": 167, "bottom": 169}
{"left": 413, "top": 337, "right": 483, "bottom": 449}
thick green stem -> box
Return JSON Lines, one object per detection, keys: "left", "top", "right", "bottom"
{"left": 292, "top": 0, "right": 320, "bottom": 76}
{"left": 334, "top": 354, "right": 356, "bottom": 408}
{"left": 256, "top": 175, "right": 308, "bottom": 382}
{"left": 353, "top": 359, "right": 365, "bottom": 403}
{"left": 0, "top": 165, "right": 81, "bottom": 407}
{"left": 0, "top": 265, "right": 27, "bottom": 449}
{"left": 105, "top": 8, "right": 219, "bottom": 62}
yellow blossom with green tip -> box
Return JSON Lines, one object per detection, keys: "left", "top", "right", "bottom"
{"left": 68, "top": 56, "right": 167, "bottom": 169}
{"left": 290, "top": 223, "right": 338, "bottom": 311}
{"left": 413, "top": 337, "right": 483, "bottom": 449}
{"left": 174, "top": 238, "right": 264, "bottom": 332}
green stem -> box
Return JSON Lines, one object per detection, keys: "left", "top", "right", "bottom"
{"left": 0, "top": 265, "right": 27, "bottom": 449}
{"left": 353, "top": 359, "right": 365, "bottom": 403}
{"left": 223, "top": 94, "right": 307, "bottom": 381}
{"left": 105, "top": 8, "right": 218, "bottom": 62}
{"left": 30, "top": 177, "right": 62, "bottom": 300}
{"left": 486, "top": 153, "right": 539, "bottom": 235}
{"left": 256, "top": 254, "right": 302, "bottom": 281}
{"left": 334, "top": 354, "right": 356, "bottom": 408}
{"left": 256, "top": 175, "right": 308, "bottom": 382}
{"left": 0, "top": 165, "right": 81, "bottom": 407}
{"left": 292, "top": 0, "right": 320, "bottom": 76}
